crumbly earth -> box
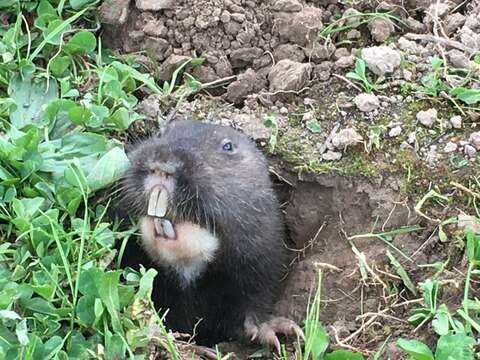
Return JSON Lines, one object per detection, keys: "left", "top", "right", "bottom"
{"left": 100, "top": 0, "right": 480, "bottom": 358}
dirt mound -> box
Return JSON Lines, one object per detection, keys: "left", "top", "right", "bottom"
{"left": 100, "top": 0, "right": 479, "bottom": 109}
{"left": 99, "top": 0, "right": 480, "bottom": 357}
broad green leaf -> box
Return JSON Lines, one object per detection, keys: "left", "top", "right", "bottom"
{"left": 0, "top": 0, "right": 16, "bottom": 9}
{"left": 465, "top": 229, "right": 480, "bottom": 265}
{"left": 396, "top": 339, "right": 434, "bottom": 360}
{"left": 64, "top": 31, "right": 96, "bottom": 55}
{"left": 430, "top": 56, "right": 443, "bottom": 70}
{"left": 69, "top": 0, "right": 96, "bottom": 10}
{"left": 86, "top": 147, "right": 130, "bottom": 191}
{"left": 304, "top": 321, "right": 329, "bottom": 359}
{"left": 105, "top": 331, "right": 126, "bottom": 359}
{"left": 68, "top": 105, "right": 92, "bottom": 126}
{"left": 97, "top": 271, "right": 123, "bottom": 334}
{"left": 306, "top": 120, "right": 321, "bottom": 134}
{"left": 44, "top": 99, "right": 77, "bottom": 139}
{"left": 23, "top": 297, "right": 58, "bottom": 317}
{"left": 111, "top": 61, "right": 162, "bottom": 93}
{"left": 43, "top": 336, "right": 63, "bottom": 360}
{"left": 137, "top": 268, "right": 157, "bottom": 299}
{"left": 50, "top": 56, "right": 71, "bottom": 77}
{"left": 12, "top": 197, "right": 45, "bottom": 219}
{"left": 435, "top": 333, "right": 474, "bottom": 360}
{"left": 345, "top": 72, "right": 363, "bottom": 81}
{"left": 450, "top": 87, "right": 480, "bottom": 105}
{"left": 325, "top": 350, "right": 364, "bottom": 360}
{"left": 103, "top": 79, "right": 123, "bottom": 98}
{"left": 356, "top": 58, "right": 366, "bottom": 76}
{"left": 37, "top": 0, "right": 56, "bottom": 17}
{"left": 420, "top": 279, "right": 438, "bottom": 312}
{"left": 90, "top": 105, "right": 109, "bottom": 127}
{"left": 78, "top": 268, "right": 101, "bottom": 297}
{"left": 15, "top": 319, "right": 28, "bottom": 346}
{"left": 107, "top": 107, "right": 134, "bottom": 130}
{"left": 118, "top": 286, "right": 135, "bottom": 309}
{"left": 0, "top": 310, "right": 21, "bottom": 321}
{"left": 44, "top": 19, "right": 72, "bottom": 45}
{"left": 9, "top": 75, "right": 58, "bottom": 129}
{"left": 27, "top": 284, "right": 55, "bottom": 301}
{"left": 76, "top": 295, "right": 96, "bottom": 325}
{"left": 432, "top": 305, "right": 450, "bottom": 336}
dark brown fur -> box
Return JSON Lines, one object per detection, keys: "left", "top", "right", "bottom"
{"left": 120, "top": 120, "right": 287, "bottom": 345}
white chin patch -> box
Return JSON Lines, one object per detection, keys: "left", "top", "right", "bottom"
{"left": 139, "top": 217, "right": 220, "bottom": 285}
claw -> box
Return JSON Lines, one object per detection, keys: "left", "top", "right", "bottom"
{"left": 244, "top": 316, "right": 303, "bottom": 353}
{"left": 185, "top": 344, "right": 218, "bottom": 360}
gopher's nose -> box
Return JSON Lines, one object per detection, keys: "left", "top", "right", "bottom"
{"left": 150, "top": 161, "right": 179, "bottom": 177}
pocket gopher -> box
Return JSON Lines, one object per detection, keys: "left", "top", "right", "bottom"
{"left": 120, "top": 120, "right": 302, "bottom": 350}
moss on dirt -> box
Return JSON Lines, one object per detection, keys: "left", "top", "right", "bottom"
{"left": 273, "top": 95, "right": 476, "bottom": 198}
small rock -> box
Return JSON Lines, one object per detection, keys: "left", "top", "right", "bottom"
{"left": 346, "top": 29, "right": 361, "bottom": 40}
{"left": 403, "top": 69, "right": 413, "bottom": 81}
{"left": 405, "top": 17, "right": 426, "bottom": 32}
{"left": 220, "top": 11, "right": 231, "bottom": 23}
{"left": 226, "top": 69, "right": 264, "bottom": 104}
{"left": 136, "top": 0, "right": 175, "bottom": 11}
{"left": 331, "top": 128, "right": 363, "bottom": 149}
{"left": 407, "top": 131, "right": 416, "bottom": 144}
{"left": 398, "top": 37, "right": 422, "bottom": 54}
{"left": 368, "top": 18, "right": 395, "bottom": 43}
{"left": 458, "top": 214, "right": 480, "bottom": 234}
{"left": 279, "top": 107, "right": 289, "bottom": 115}
{"left": 231, "top": 13, "right": 246, "bottom": 23}
{"left": 322, "top": 150, "right": 342, "bottom": 161}
{"left": 465, "top": 144, "right": 477, "bottom": 157}
{"left": 389, "top": 126, "right": 402, "bottom": 137}
{"left": 191, "top": 65, "right": 218, "bottom": 84}
{"left": 416, "top": 108, "right": 437, "bottom": 128}
{"left": 143, "top": 20, "right": 168, "bottom": 37}
{"left": 230, "top": 47, "right": 264, "bottom": 68}
{"left": 333, "top": 48, "right": 350, "bottom": 60}
{"left": 343, "top": 8, "right": 362, "bottom": 27}
{"left": 444, "top": 141, "right": 458, "bottom": 153}
{"left": 362, "top": 46, "right": 401, "bottom": 76}
{"left": 335, "top": 55, "right": 355, "bottom": 69}
{"left": 445, "top": 13, "right": 466, "bottom": 35}
{"left": 354, "top": 93, "right": 380, "bottom": 112}
{"left": 278, "top": 7, "right": 323, "bottom": 46}
{"left": 450, "top": 115, "right": 462, "bottom": 129}
{"left": 314, "top": 61, "right": 333, "bottom": 81}
{"left": 448, "top": 49, "right": 470, "bottom": 69}
{"left": 99, "top": 0, "right": 130, "bottom": 25}
{"left": 144, "top": 37, "right": 169, "bottom": 61}
{"left": 233, "top": 113, "right": 271, "bottom": 140}
{"left": 214, "top": 59, "right": 233, "bottom": 78}
{"left": 268, "top": 59, "right": 312, "bottom": 91}
{"left": 459, "top": 27, "right": 480, "bottom": 50}
{"left": 424, "top": 2, "right": 451, "bottom": 26}
{"left": 272, "top": 0, "right": 302, "bottom": 12}
{"left": 158, "top": 54, "right": 190, "bottom": 82}
{"left": 302, "top": 111, "right": 314, "bottom": 121}
{"left": 135, "top": 94, "right": 161, "bottom": 119}
{"left": 469, "top": 132, "right": 480, "bottom": 150}
{"left": 274, "top": 44, "right": 305, "bottom": 62}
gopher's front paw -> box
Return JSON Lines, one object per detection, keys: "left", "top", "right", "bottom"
{"left": 244, "top": 315, "right": 305, "bottom": 352}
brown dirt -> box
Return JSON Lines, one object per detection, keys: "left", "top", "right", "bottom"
{"left": 101, "top": 0, "right": 480, "bottom": 358}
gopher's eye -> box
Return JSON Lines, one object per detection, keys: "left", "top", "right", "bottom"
{"left": 222, "top": 141, "right": 233, "bottom": 152}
